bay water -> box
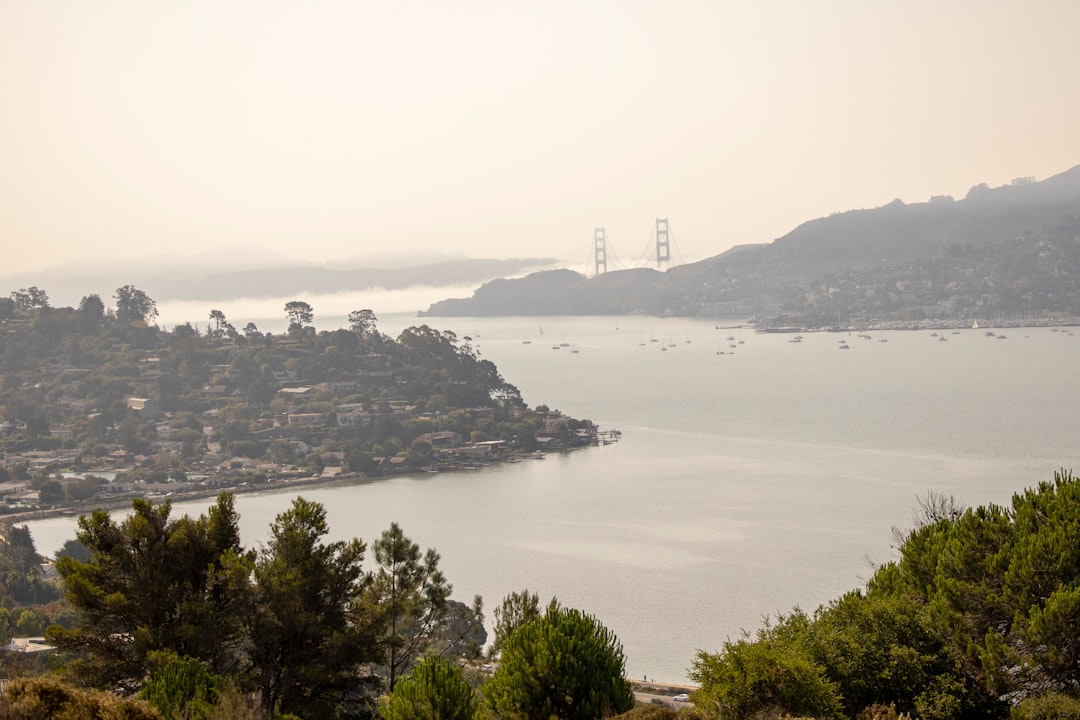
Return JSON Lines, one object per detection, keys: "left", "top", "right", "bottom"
{"left": 26, "top": 315, "right": 1080, "bottom": 683}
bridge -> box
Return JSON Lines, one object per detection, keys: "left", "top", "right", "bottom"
{"left": 588, "top": 218, "right": 683, "bottom": 277}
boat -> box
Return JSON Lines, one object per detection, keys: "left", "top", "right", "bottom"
{"left": 972, "top": 320, "right": 979, "bottom": 330}
{"left": 838, "top": 343, "right": 850, "bottom": 350}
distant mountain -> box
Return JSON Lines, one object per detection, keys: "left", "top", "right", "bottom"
{"left": 422, "top": 165, "right": 1080, "bottom": 324}
{"left": 2, "top": 255, "right": 557, "bottom": 307}
{"left": 143, "top": 258, "right": 558, "bottom": 301}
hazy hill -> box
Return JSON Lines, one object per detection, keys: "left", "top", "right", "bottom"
{"left": 422, "top": 165, "right": 1080, "bottom": 321}
{"left": 2, "top": 254, "right": 557, "bottom": 308}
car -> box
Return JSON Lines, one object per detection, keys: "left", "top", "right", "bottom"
{"left": 673, "top": 693, "right": 690, "bottom": 703}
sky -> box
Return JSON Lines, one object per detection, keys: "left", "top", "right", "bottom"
{"left": 2, "top": 0, "right": 1079, "bottom": 277}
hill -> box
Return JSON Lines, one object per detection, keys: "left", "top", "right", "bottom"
{"left": 422, "top": 166, "right": 1080, "bottom": 325}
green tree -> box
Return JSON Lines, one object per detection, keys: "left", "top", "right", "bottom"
{"left": 804, "top": 589, "right": 992, "bottom": 719}
{"left": 361, "top": 522, "right": 452, "bottom": 690}
{"left": 49, "top": 494, "right": 248, "bottom": 691}
{"left": 382, "top": 655, "right": 482, "bottom": 720}
{"left": 247, "top": 496, "right": 378, "bottom": 718}
{"left": 690, "top": 614, "right": 843, "bottom": 720}
{"left": 138, "top": 655, "right": 222, "bottom": 720}
{"left": 14, "top": 608, "right": 48, "bottom": 636}
{"left": 484, "top": 606, "right": 635, "bottom": 720}
{"left": 115, "top": 284, "right": 159, "bottom": 324}
{"left": 488, "top": 588, "right": 544, "bottom": 660}
{"left": 895, "top": 470, "right": 1080, "bottom": 701}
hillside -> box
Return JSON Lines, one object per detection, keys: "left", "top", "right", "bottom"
{"left": 422, "top": 166, "right": 1080, "bottom": 325}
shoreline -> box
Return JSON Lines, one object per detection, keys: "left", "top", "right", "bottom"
{"left": 0, "top": 446, "right": 600, "bottom": 527}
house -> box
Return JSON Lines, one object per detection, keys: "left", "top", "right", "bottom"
{"left": 415, "top": 431, "right": 462, "bottom": 449}
{"left": 126, "top": 397, "right": 160, "bottom": 418}
{"left": 286, "top": 413, "right": 325, "bottom": 428}
{"left": 277, "top": 386, "right": 314, "bottom": 399}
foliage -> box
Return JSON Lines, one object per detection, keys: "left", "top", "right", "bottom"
{"left": 690, "top": 613, "right": 843, "bottom": 720}
{"left": 0, "top": 675, "right": 162, "bottom": 720}
{"left": 115, "top": 284, "right": 159, "bottom": 324}
{"left": 382, "top": 655, "right": 482, "bottom": 720}
{"left": 10, "top": 286, "right": 50, "bottom": 311}
{"left": 1012, "top": 692, "right": 1080, "bottom": 720}
{"left": 359, "top": 522, "right": 452, "bottom": 690}
{"left": 895, "top": 470, "right": 1080, "bottom": 700}
{"left": 803, "top": 590, "right": 992, "bottom": 719}
{"left": 348, "top": 309, "right": 378, "bottom": 337}
{"left": 484, "top": 605, "right": 635, "bottom": 720}
{"left": 48, "top": 494, "right": 248, "bottom": 690}
{"left": 488, "top": 588, "right": 545, "bottom": 660}
{"left": 613, "top": 708, "right": 705, "bottom": 720}
{"left": 692, "top": 471, "right": 1080, "bottom": 720}
{"left": 0, "top": 524, "right": 54, "bottom": 604}
{"left": 247, "top": 496, "right": 379, "bottom": 718}
{"left": 284, "top": 301, "right": 314, "bottom": 331}
{"left": 138, "top": 655, "right": 222, "bottom": 720}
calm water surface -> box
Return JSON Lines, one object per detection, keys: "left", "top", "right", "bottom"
{"left": 28, "top": 316, "right": 1080, "bottom": 683}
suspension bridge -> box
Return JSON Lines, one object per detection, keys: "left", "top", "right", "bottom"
{"left": 584, "top": 218, "right": 685, "bottom": 277}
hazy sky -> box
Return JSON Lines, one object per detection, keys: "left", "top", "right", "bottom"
{"left": 3, "top": 1, "right": 1079, "bottom": 276}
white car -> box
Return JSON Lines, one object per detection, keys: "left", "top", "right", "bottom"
{"left": 673, "top": 693, "right": 690, "bottom": 703}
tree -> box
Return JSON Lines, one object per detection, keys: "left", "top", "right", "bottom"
{"left": 894, "top": 470, "right": 1080, "bottom": 701}
{"left": 349, "top": 309, "right": 378, "bottom": 337}
{"left": 489, "top": 588, "right": 544, "bottom": 659}
{"left": 10, "top": 286, "right": 50, "bottom": 310}
{"left": 78, "top": 293, "right": 106, "bottom": 332}
{"left": 38, "top": 479, "right": 64, "bottom": 505}
{"left": 382, "top": 655, "right": 482, "bottom": 720}
{"left": 0, "top": 676, "right": 161, "bottom": 720}
{"left": 284, "top": 301, "right": 314, "bottom": 332}
{"left": 49, "top": 494, "right": 248, "bottom": 690}
{"left": 115, "top": 284, "right": 159, "bottom": 324}
{"left": 209, "top": 309, "right": 227, "bottom": 338}
{"left": 691, "top": 613, "right": 843, "bottom": 720}
{"left": 247, "top": 496, "right": 378, "bottom": 718}
{"left": 484, "top": 606, "right": 635, "bottom": 720}
{"left": 138, "top": 655, "right": 222, "bottom": 720}
{"left": 360, "top": 522, "right": 452, "bottom": 690}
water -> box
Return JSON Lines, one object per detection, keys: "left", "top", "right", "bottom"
{"left": 26, "top": 317, "right": 1080, "bottom": 683}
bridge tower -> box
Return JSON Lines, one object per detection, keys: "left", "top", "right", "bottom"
{"left": 655, "top": 218, "right": 670, "bottom": 268}
{"left": 594, "top": 227, "right": 607, "bottom": 276}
